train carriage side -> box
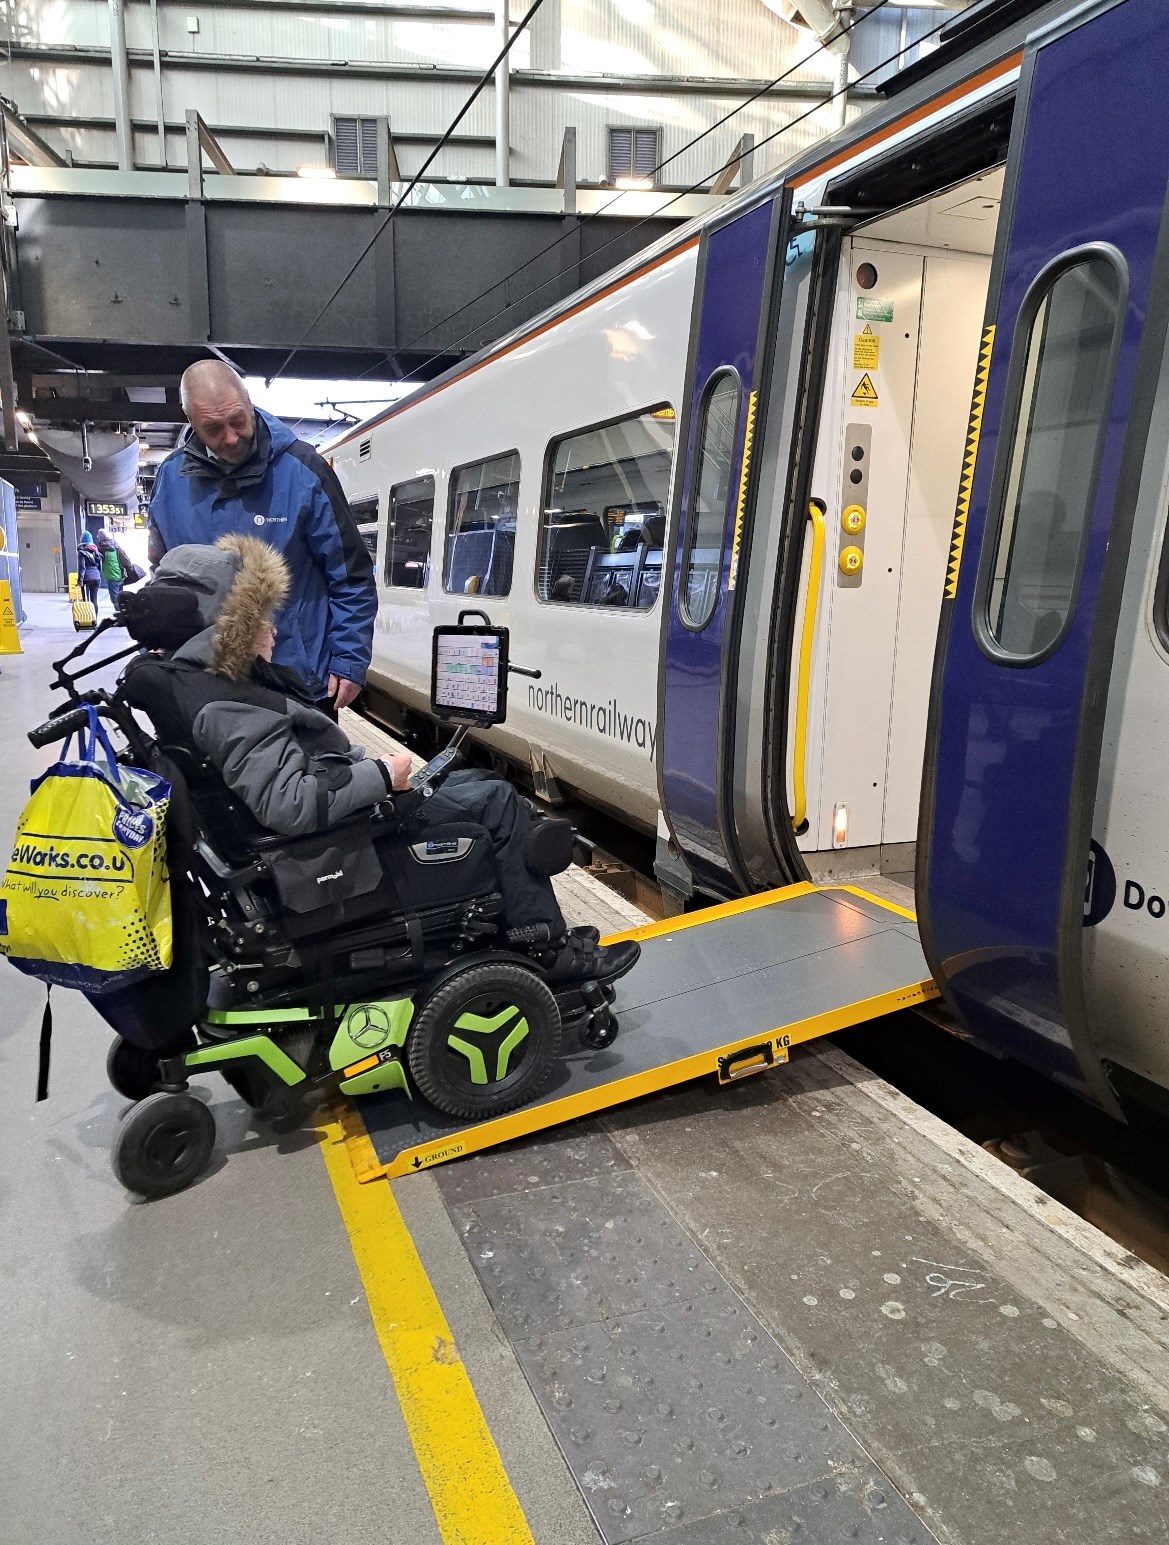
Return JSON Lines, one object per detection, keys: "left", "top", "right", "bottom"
{"left": 331, "top": 240, "right": 701, "bottom": 833}
{"left": 654, "top": 0, "right": 1169, "bottom": 1108}
{"left": 333, "top": 0, "right": 1169, "bottom": 1113}
{"left": 654, "top": 30, "right": 1027, "bottom": 900}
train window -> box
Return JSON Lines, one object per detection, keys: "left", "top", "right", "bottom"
{"left": 385, "top": 475, "right": 434, "bottom": 589}
{"left": 351, "top": 496, "right": 379, "bottom": 562}
{"left": 537, "top": 406, "right": 675, "bottom": 609}
{"left": 679, "top": 369, "right": 741, "bottom": 629}
{"left": 983, "top": 251, "right": 1124, "bottom": 659}
{"left": 443, "top": 450, "right": 520, "bottom": 598}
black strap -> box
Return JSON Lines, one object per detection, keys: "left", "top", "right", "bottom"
{"left": 405, "top": 914, "right": 424, "bottom": 968}
{"left": 36, "top": 987, "right": 52, "bottom": 1103}
{"left": 315, "top": 777, "right": 329, "bottom": 829}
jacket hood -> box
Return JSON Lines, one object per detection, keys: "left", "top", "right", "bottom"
{"left": 209, "top": 534, "right": 290, "bottom": 679}
{"left": 151, "top": 536, "right": 289, "bottom": 679}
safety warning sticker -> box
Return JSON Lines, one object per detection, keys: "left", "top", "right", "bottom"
{"left": 852, "top": 326, "right": 879, "bottom": 370}
{"left": 856, "top": 296, "right": 894, "bottom": 323}
{"left": 850, "top": 374, "right": 879, "bottom": 408}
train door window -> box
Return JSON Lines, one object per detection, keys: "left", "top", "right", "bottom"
{"left": 537, "top": 405, "right": 675, "bottom": 608}
{"left": 351, "top": 496, "right": 379, "bottom": 561}
{"left": 981, "top": 249, "right": 1125, "bottom": 659}
{"left": 444, "top": 450, "right": 520, "bottom": 598}
{"left": 385, "top": 475, "right": 434, "bottom": 589}
{"left": 679, "top": 369, "right": 740, "bottom": 629}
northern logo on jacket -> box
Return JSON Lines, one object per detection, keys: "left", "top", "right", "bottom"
{"left": 252, "top": 514, "right": 289, "bottom": 527}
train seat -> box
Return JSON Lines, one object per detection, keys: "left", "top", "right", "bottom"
{"left": 542, "top": 512, "right": 609, "bottom": 599}
{"left": 444, "top": 526, "right": 514, "bottom": 597}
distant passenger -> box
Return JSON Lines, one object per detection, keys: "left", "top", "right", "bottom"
{"left": 550, "top": 575, "right": 575, "bottom": 602}
{"left": 77, "top": 530, "right": 101, "bottom": 613}
{"left": 148, "top": 360, "right": 376, "bottom": 715}
{"left": 95, "top": 530, "right": 130, "bottom": 611}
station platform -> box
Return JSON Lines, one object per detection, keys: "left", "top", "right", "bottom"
{"left": 4, "top": 595, "right": 1169, "bottom": 1545}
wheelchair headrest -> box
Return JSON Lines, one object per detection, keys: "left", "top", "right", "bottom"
{"left": 120, "top": 581, "right": 208, "bottom": 650}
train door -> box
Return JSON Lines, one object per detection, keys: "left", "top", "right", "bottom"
{"left": 657, "top": 195, "right": 790, "bottom": 896}
{"left": 919, "top": 0, "right": 1169, "bottom": 1107}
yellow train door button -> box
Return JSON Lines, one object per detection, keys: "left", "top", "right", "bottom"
{"left": 839, "top": 545, "right": 864, "bottom": 576}
{"left": 841, "top": 504, "right": 866, "bottom": 534}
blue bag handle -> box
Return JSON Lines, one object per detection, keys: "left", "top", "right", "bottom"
{"left": 60, "top": 705, "right": 120, "bottom": 780}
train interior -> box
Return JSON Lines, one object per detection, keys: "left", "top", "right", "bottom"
{"left": 537, "top": 408, "right": 675, "bottom": 611}
{"left": 793, "top": 165, "right": 1006, "bottom": 889}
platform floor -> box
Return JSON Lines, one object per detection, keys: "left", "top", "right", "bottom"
{"left": 3, "top": 595, "right": 1169, "bottom": 1544}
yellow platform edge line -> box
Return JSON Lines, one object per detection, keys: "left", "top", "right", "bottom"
{"left": 319, "top": 1113, "right": 535, "bottom": 1545}
{"left": 342, "top": 975, "right": 939, "bottom": 1183}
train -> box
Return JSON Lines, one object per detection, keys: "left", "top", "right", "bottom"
{"left": 327, "top": 0, "right": 1169, "bottom": 1118}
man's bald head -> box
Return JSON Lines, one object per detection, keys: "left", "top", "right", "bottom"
{"left": 180, "top": 360, "right": 255, "bottom": 465}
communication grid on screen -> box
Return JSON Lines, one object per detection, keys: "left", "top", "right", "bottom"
{"left": 434, "top": 631, "right": 502, "bottom": 719}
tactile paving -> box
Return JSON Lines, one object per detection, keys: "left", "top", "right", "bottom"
{"left": 446, "top": 1162, "right": 929, "bottom": 1542}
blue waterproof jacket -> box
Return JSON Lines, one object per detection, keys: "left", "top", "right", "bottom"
{"left": 148, "top": 409, "right": 376, "bottom": 696}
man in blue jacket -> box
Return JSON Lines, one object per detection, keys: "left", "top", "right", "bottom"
{"left": 149, "top": 360, "right": 376, "bottom": 711}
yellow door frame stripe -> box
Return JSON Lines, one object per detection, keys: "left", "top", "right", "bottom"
{"left": 319, "top": 1117, "right": 535, "bottom": 1544}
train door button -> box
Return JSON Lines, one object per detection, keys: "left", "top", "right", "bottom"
{"left": 839, "top": 545, "right": 864, "bottom": 576}
{"left": 842, "top": 505, "right": 866, "bottom": 534}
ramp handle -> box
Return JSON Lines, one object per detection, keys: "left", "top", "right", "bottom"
{"left": 717, "top": 1041, "right": 776, "bottom": 1083}
{"left": 791, "top": 498, "right": 826, "bottom": 835}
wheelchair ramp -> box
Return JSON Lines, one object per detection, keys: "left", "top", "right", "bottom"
{"left": 341, "top": 883, "right": 938, "bottom": 1182}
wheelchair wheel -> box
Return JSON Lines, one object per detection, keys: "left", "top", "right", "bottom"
{"left": 106, "top": 1036, "right": 161, "bottom": 1103}
{"left": 111, "top": 1092, "right": 216, "bottom": 1200}
{"left": 407, "top": 962, "right": 561, "bottom": 1120}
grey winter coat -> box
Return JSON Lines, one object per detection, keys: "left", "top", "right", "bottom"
{"left": 168, "top": 630, "right": 394, "bottom": 838}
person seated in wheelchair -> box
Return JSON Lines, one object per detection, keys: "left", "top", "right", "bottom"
{"left": 133, "top": 535, "right": 638, "bottom": 988}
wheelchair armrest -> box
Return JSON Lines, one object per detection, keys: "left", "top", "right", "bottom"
{"left": 528, "top": 816, "right": 574, "bottom": 877}
{"left": 192, "top": 837, "right": 266, "bottom": 889}
{"left": 244, "top": 800, "right": 399, "bottom": 856}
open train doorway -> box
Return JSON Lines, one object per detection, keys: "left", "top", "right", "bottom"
{"left": 784, "top": 168, "right": 1004, "bottom": 889}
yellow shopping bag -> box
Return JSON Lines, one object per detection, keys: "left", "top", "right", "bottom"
{"left": 0, "top": 708, "right": 172, "bottom": 994}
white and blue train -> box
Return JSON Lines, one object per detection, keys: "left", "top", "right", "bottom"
{"left": 329, "top": 0, "right": 1169, "bottom": 1118}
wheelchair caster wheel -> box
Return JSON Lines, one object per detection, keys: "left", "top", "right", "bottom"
{"left": 580, "top": 1008, "right": 619, "bottom": 1050}
{"left": 111, "top": 1091, "right": 216, "bottom": 1200}
{"left": 106, "top": 1035, "right": 161, "bottom": 1102}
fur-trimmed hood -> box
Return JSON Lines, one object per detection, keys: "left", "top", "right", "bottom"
{"left": 151, "top": 536, "right": 289, "bottom": 680}
{"left": 208, "top": 534, "right": 289, "bottom": 679}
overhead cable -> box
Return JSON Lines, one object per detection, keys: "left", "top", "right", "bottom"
{"left": 270, "top": 0, "right": 548, "bottom": 383}
{"left": 359, "top": 0, "right": 900, "bottom": 378}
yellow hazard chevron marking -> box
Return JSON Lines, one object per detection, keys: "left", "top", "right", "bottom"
{"left": 945, "top": 324, "right": 995, "bottom": 600}
{"left": 850, "top": 373, "right": 879, "bottom": 407}
{"left": 728, "top": 388, "right": 758, "bottom": 592}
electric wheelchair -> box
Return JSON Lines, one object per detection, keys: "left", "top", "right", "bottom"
{"left": 30, "top": 614, "right": 622, "bottom": 1201}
